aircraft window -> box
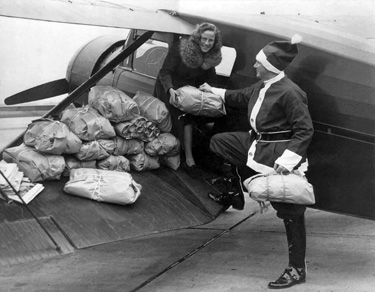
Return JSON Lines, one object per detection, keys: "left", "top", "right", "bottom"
{"left": 216, "top": 46, "right": 237, "bottom": 77}
{"left": 133, "top": 40, "right": 169, "bottom": 77}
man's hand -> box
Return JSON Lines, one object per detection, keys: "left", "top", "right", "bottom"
{"left": 199, "top": 83, "right": 213, "bottom": 93}
{"left": 274, "top": 163, "right": 290, "bottom": 175}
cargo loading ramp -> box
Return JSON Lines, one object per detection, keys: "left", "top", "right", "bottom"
{"left": 0, "top": 166, "right": 223, "bottom": 265}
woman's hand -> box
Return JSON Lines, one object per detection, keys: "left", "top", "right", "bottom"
{"left": 199, "top": 83, "right": 213, "bottom": 93}
{"left": 169, "top": 88, "right": 178, "bottom": 100}
{"left": 274, "top": 163, "right": 290, "bottom": 175}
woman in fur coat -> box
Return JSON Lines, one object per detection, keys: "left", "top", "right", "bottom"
{"left": 153, "top": 22, "right": 222, "bottom": 177}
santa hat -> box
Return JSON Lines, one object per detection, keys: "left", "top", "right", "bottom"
{"left": 256, "top": 34, "right": 302, "bottom": 74}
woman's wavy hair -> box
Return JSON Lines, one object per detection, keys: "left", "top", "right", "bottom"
{"left": 189, "top": 22, "right": 222, "bottom": 52}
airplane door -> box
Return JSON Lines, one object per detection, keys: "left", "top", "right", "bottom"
{"left": 109, "top": 30, "right": 170, "bottom": 97}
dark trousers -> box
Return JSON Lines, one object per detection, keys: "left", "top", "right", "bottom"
{"left": 210, "top": 131, "right": 306, "bottom": 268}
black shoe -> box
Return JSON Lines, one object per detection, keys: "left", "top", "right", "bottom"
{"left": 224, "top": 177, "right": 245, "bottom": 210}
{"left": 207, "top": 191, "right": 244, "bottom": 211}
{"left": 207, "top": 191, "right": 232, "bottom": 205}
{"left": 231, "top": 191, "right": 245, "bottom": 210}
{"left": 182, "top": 162, "right": 203, "bottom": 179}
{"left": 268, "top": 266, "right": 306, "bottom": 289}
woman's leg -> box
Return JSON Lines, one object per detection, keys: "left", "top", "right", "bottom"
{"left": 184, "top": 124, "right": 195, "bottom": 167}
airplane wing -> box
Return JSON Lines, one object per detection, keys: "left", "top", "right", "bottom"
{"left": 0, "top": 0, "right": 195, "bottom": 35}
{"left": 1, "top": 0, "right": 195, "bottom": 105}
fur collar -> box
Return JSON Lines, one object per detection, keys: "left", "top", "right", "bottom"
{"left": 179, "top": 37, "right": 222, "bottom": 69}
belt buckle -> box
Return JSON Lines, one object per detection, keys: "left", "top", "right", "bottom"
{"left": 256, "top": 132, "right": 262, "bottom": 142}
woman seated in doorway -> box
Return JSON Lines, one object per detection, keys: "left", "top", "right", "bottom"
{"left": 153, "top": 22, "right": 223, "bottom": 178}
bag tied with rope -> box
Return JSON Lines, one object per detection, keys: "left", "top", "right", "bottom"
{"left": 170, "top": 85, "right": 226, "bottom": 117}
{"left": 64, "top": 168, "right": 141, "bottom": 205}
{"left": 243, "top": 171, "right": 315, "bottom": 207}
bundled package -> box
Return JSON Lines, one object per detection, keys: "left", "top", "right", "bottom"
{"left": 3, "top": 144, "right": 65, "bottom": 182}
{"left": 63, "top": 156, "right": 97, "bottom": 177}
{"left": 144, "top": 133, "right": 180, "bottom": 157}
{"left": 60, "top": 105, "right": 116, "bottom": 141}
{"left": 113, "top": 136, "right": 144, "bottom": 156}
{"left": 88, "top": 86, "right": 140, "bottom": 123}
{"left": 133, "top": 91, "right": 172, "bottom": 132}
{"left": 171, "top": 85, "right": 226, "bottom": 117}
{"left": 114, "top": 116, "right": 160, "bottom": 142}
{"left": 159, "top": 154, "right": 180, "bottom": 170}
{"left": 75, "top": 140, "right": 111, "bottom": 161}
{"left": 244, "top": 172, "right": 315, "bottom": 205}
{"left": 97, "top": 155, "right": 130, "bottom": 172}
{"left": 64, "top": 168, "right": 142, "bottom": 205}
{"left": 97, "top": 139, "right": 116, "bottom": 155}
{"left": 24, "top": 118, "right": 82, "bottom": 155}
{"left": 128, "top": 152, "right": 160, "bottom": 172}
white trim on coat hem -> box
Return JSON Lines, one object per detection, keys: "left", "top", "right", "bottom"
{"left": 246, "top": 140, "right": 275, "bottom": 174}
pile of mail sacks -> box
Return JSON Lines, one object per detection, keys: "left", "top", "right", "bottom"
{"left": 2, "top": 86, "right": 178, "bottom": 205}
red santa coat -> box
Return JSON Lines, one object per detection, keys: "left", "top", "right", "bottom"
{"left": 223, "top": 72, "right": 314, "bottom": 174}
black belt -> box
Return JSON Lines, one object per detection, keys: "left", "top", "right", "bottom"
{"left": 254, "top": 131, "right": 292, "bottom": 142}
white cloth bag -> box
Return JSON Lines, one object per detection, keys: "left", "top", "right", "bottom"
{"left": 64, "top": 168, "right": 141, "bottom": 205}
{"left": 244, "top": 171, "right": 315, "bottom": 205}
{"left": 171, "top": 86, "right": 226, "bottom": 117}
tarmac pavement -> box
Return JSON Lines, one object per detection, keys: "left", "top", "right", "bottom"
{"left": 1, "top": 195, "right": 375, "bottom": 292}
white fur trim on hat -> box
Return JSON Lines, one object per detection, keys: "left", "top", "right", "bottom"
{"left": 256, "top": 50, "right": 281, "bottom": 74}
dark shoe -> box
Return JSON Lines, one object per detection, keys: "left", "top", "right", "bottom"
{"left": 231, "top": 191, "right": 245, "bottom": 210}
{"left": 207, "top": 191, "right": 244, "bottom": 211}
{"left": 268, "top": 266, "right": 306, "bottom": 289}
{"left": 182, "top": 162, "right": 203, "bottom": 179}
{"left": 207, "top": 191, "right": 232, "bottom": 205}
{"left": 205, "top": 176, "right": 245, "bottom": 210}
{"left": 225, "top": 177, "right": 245, "bottom": 210}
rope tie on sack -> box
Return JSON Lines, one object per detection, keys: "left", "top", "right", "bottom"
{"left": 114, "top": 90, "right": 122, "bottom": 117}
{"left": 66, "top": 108, "right": 84, "bottom": 129}
{"left": 17, "top": 148, "right": 50, "bottom": 179}
{"left": 91, "top": 110, "right": 104, "bottom": 138}
{"left": 197, "top": 91, "right": 204, "bottom": 116}
{"left": 45, "top": 153, "right": 53, "bottom": 178}
{"left": 41, "top": 122, "right": 63, "bottom": 150}
{"left": 259, "top": 174, "right": 270, "bottom": 213}
{"left": 280, "top": 173, "right": 287, "bottom": 201}
{"left": 96, "top": 141, "right": 101, "bottom": 159}
{"left": 92, "top": 173, "right": 102, "bottom": 201}
{"left": 141, "top": 96, "right": 158, "bottom": 117}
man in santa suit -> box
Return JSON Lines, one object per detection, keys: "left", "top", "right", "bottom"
{"left": 200, "top": 35, "right": 314, "bottom": 289}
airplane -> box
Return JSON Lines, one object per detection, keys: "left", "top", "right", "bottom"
{"left": 0, "top": 0, "right": 374, "bottom": 265}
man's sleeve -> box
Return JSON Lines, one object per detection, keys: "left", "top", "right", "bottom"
{"left": 275, "top": 90, "right": 314, "bottom": 171}
{"left": 211, "top": 87, "right": 226, "bottom": 101}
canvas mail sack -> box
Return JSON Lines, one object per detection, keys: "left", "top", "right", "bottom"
{"left": 133, "top": 91, "right": 172, "bottom": 133}
{"left": 88, "top": 86, "right": 140, "bottom": 123}
{"left": 3, "top": 144, "right": 65, "bottom": 182}
{"left": 244, "top": 171, "right": 315, "bottom": 205}
{"left": 171, "top": 85, "right": 226, "bottom": 117}
{"left": 64, "top": 168, "right": 141, "bottom": 205}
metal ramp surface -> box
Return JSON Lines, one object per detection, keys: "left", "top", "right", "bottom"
{"left": 0, "top": 217, "right": 74, "bottom": 266}
{"left": 0, "top": 166, "right": 223, "bottom": 265}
